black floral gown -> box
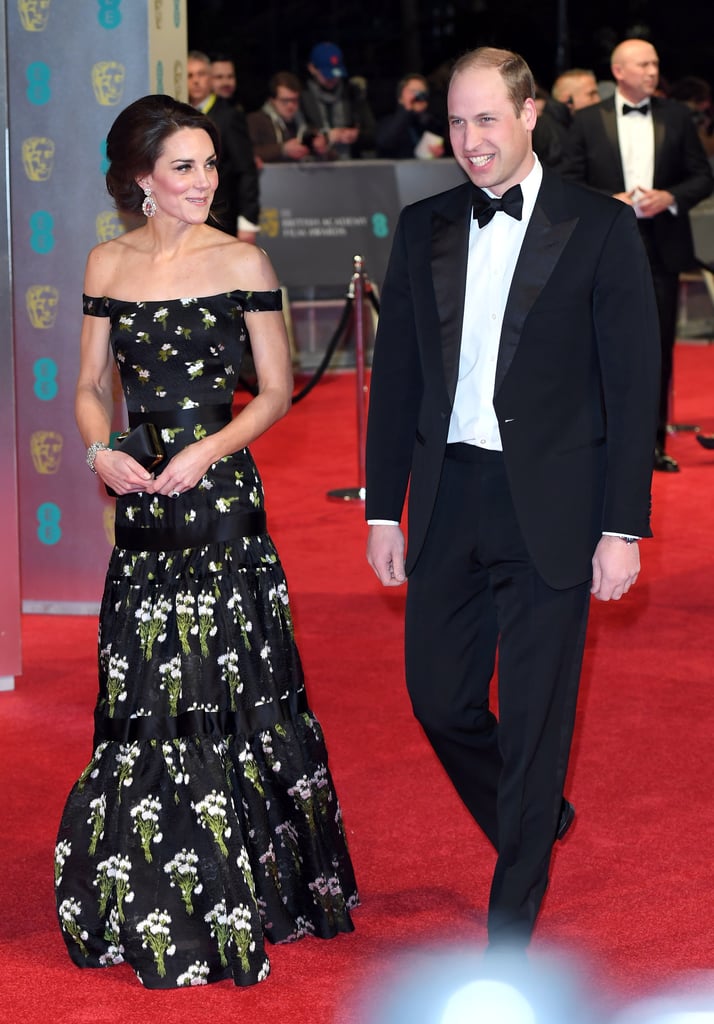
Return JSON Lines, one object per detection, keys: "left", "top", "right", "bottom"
{"left": 54, "top": 290, "right": 358, "bottom": 989}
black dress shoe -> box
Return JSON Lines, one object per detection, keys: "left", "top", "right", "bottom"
{"left": 696, "top": 433, "right": 714, "bottom": 450}
{"left": 653, "top": 448, "right": 680, "bottom": 472}
{"left": 557, "top": 799, "right": 575, "bottom": 841}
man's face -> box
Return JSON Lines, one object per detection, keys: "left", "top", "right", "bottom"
{"left": 187, "top": 58, "right": 212, "bottom": 106}
{"left": 211, "top": 61, "right": 236, "bottom": 99}
{"left": 308, "top": 63, "right": 340, "bottom": 91}
{"left": 269, "top": 87, "right": 300, "bottom": 123}
{"left": 612, "top": 41, "right": 659, "bottom": 103}
{"left": 400, "top": 78, "right": 428, "bottom": 112}
{"left": 448, "top": 65, "right": 536, "bottom": 196}
{"left": 570, "top": 74, "right": 600, "bottom": 110}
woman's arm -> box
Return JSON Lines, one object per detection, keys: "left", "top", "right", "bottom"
{"left": 152, "top": 244, "right": 293, "bottom": 496}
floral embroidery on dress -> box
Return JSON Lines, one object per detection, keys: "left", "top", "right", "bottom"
{"left": 56, "top": 291, "right": 358, "bottom": 990}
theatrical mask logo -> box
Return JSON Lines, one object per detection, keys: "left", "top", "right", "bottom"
{"left": 18, "top": 0, "right": 51, "bottom": 32}
{"left": 96, "top": 211, "right": 124, "bottom": 242}
{"left": 259, "top": 208, "right": 280, "bottom": 239}
{"left": 26, "top": 284, "right": 59, "bottom": 328}
{"left": 92, "top": 61, "right": 125, "bottom": 106}
{"left": 22, "top": 137, "right": 55, "bottom": 181}
{"left": 103, "top": 504, "right": 116, "bottom": 545}
{"left": 30, "top": 429, "right": 63, "bottom": 474}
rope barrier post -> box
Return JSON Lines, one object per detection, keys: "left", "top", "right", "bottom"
{"left": 327, "top": 255, "right": 370, "bottom": 503}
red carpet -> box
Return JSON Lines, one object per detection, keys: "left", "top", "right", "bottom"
{"left": 1, "top": 344, "right": 713, "bottom": 1022}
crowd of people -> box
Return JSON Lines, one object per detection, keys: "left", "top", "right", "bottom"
{"left": 52, "top": 34, "right": 713, "bottom": 990}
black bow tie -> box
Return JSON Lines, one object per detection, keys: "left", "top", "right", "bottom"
{"left": 472, "top": 184, "right": 523, "bottom": 228}
{"left": 622, "top": 102, "right": 650, "bottom": 116}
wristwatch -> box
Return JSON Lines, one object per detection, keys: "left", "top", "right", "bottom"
{"left": 614, "top": 535, "right": 638, "bottom": 544}
{"left": 86, "top": 440, "right": 111, "bottom": 473}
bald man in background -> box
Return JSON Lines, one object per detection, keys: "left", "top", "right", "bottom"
{"left": 563, "top": 39, "right": 713, "bottom": 473}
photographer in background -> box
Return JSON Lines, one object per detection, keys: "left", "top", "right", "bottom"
{"left": 301, "top": 42, "right": 376, "bottom": 160}
{"left": 247, "top": 71, "right": 330, "bottom": 163}
{"left": 375, "top": 73, "right": 445, "bottom": 159}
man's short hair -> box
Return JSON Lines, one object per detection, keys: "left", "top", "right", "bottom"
{"left": 551, "top": 69, "right": 595, "bottom": 104}
{"left": 268, "top": 71, "right": 302, "bottom": 97}
{"left": 450, "top": 47, "right": 535, "bottom": 115}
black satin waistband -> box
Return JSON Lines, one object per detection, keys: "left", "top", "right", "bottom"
{"left": 94, "top": 688, "right": 309, "bottom": 745}
{"left": 445, "top": 443, "right": 505, "bottom": 462}
{"left": 128, "top": 404, "right": 233, "bottom": 430}
{"left": 114, "top": 508, "right": 267, "bottom": 551}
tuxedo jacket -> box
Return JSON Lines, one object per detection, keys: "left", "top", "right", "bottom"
{"left": 365, "top": 169, "right": 660, "bottom": 590}
{"left": 205, "top": 97, "right": 260, "bottom": 232}
{"left": 563, "top": 96, "right": 713, "bottom": 273}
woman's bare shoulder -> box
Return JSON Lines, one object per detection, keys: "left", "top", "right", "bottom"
{"left": 83, "top": 230, "right": 148, "bottom": 294}
{"left": 205, "top": 232, "right": 280, "bottom": 292}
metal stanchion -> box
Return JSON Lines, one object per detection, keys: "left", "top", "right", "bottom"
{"left": 327, "top": 255, "right": 370, "bottom": 502}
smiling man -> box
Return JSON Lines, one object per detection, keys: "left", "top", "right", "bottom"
{"left": 365, "top": 47, "right": 660, "bottom": 951}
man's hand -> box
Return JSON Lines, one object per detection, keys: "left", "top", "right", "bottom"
{"left": 283, "top": 138, "right": 310, "bottom": 161}
{"left": 633, "top": 187, "right": 676, "bottom": 218}
{"left": 367, "top": 524, "right": 407, "bottom": 587}
{"left": 591, "top": 535, "right": 640, "bottom": 601}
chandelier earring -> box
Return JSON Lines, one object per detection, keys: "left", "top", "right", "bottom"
{"left": 141, "top": 187, "right": 157, "bottom": 218}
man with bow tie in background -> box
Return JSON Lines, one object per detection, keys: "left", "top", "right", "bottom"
{"left": 366, "top": 46, "right": 660, "bottom": 951}
{"left": 563, "top": 38, "right": 713, "bottom": 473}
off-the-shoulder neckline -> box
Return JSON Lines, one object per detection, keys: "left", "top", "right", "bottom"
{"left": 83, "top": 289, "right": 279, "bottom": 304}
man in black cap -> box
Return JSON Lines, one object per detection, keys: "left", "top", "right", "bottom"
{"left": 300, "top": 41, "right": 375, "bottom": 159}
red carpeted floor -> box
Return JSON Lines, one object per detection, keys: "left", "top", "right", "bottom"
{"left": 1, "top": 344, "right": 713, "bottom": 1023}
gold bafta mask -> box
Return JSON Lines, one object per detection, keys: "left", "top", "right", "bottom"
{"left": 18, "top": 0, "right": 51, "bottom": 32}
{"left": 96, "top": 211, "right": 124, "bottom": 242}
{"left": 26, "top": 284, "right": 59, "bottom": 328}
{"left": 22, "top": 137, "right": 55, "bottom": 181}
{"left": 92, "top": 61, "right": 126, "bottom": 107}
{"left": 259, "top": 208, "right": 280, "bottom": 239}
{"left": 30, "top": 430, "right": 63, "bottom": 474}
{"left": 153, "top": 0, "right": 163, "bottom": 29}
{"left": 103, "top": 504, "right": 116, "bottom": 546}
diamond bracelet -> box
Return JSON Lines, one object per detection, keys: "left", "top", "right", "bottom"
{"left": 86, "top": 440, "right": 111, "bottom": 473}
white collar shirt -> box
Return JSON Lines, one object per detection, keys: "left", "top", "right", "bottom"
{"left": 615, "top": 88, "right": 655, "bottom": 195}
{"left": 448, "top": 156, "right": 542, "bottom": 450}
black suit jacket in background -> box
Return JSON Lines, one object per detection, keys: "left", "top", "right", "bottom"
{"left": 205, "top": 96, "right": 260, "bottom": 234}
{"left": 561, "top": 95, "right": 713, "bottom": 273}
{"left": 365, "top": 170, "right": 660, "bottom": 590}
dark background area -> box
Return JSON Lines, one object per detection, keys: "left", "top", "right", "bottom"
{"left": 188, "top": 0, "right": 714, "bottom": 118}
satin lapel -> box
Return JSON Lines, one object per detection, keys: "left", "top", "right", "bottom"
{"left": 651, "top": 98, "right": 667, "bottom": 181}
{"left": 601, "top": 100, "right": 625, "bottom": 191}
{"left": 494, "top": 198, "right": 578, "bottom": 394}
{"left": 431, "top": 186, "right": 471, "bottom": 405}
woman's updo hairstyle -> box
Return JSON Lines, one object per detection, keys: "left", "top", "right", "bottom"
{"left": 105, "top": 94, "right": 221, "bottom": 215}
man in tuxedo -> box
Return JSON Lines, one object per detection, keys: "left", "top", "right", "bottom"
{"left": 187, "top": 50, "right": 260, "bottom": 242}
{"left": 563, "top": 38, "right": 713, "bottom": 472}
{"left": 365, "top": 47, "right": 660, "bottom": 949}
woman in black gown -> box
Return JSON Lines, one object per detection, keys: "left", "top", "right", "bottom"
{"left": 54, "top": 94, "right": 358, "bottom": 989}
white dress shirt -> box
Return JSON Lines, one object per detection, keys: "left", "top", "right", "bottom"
{"left": 448, "top": 156, "right": 542, "bottom": 449}
{"left": 615, "top": 88, "right": 655, "bottom": 198}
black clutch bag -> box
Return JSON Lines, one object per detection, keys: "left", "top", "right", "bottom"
{"left": 105, "top": 422, "right": 166, "bottom": 497}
